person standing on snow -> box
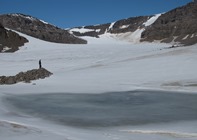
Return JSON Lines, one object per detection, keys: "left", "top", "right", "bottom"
{"left": 39, "top": 59, "right": 42, "bottom": 69}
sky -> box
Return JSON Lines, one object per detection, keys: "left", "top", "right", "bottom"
{"left": 0, "top": 0, "right": 192, "bottom": 28}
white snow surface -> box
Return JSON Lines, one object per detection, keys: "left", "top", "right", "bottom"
{"left": 0, "top": 30, "right": 197, "bottom": 140}
{"left": 120, "top": 25, "right": 130, "bottom": 29}
{"left": 2, "top": 47, "right": 11, "bottom": 52}
{"left": 109, "top": 21, "right": 116, "bottom": 30}
{"left": 143, "top": 14, "right": 161, "bottom": 27}
{"left": 70, "top": 28, "right": 101, "bottom": 34}
{"left": 70, "top": 28, "right": 95, "bottom": 33}
{"left": 111, "top": 29, "right": 145, "bottom": 43}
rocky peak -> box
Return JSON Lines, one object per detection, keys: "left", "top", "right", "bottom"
{"left": 0, "top": 23, "right": 28, "bottom": 52}
{"left": 69, "top": 2, "right": 197, "bottom": 46}
{"left": 141, "top": 2, "right": 197, "bottom": 46}
{"left": 0, "top": 13, "right": 87, "bottom": 44}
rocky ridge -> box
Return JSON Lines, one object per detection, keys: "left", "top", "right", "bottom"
{"left": 0, "top": 14, "right": 87, "bottom": 44}
{"left": 0, "top": 68, "right": 53, "bottom": 85}
{"left": 69, "top": 2, "right": 197, "bottom": 46}
{"left": 0, "top": 24, "right": 28, "bottom": 52}
{"left": 0, "top": 2, "right": 196, "bottom": 46}
{"left": 141, "top": 2, "right": 197, "bottom": 46}
{"left": 69, "top": 16, "right": 151, "bottom": 38}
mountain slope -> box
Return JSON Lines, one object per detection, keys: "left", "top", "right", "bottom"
{"left": 0, "top": 24, "right": 28, "bottom": 52}
{"left": 0, "top": 2, "right": 196, "bottom": 46}
{"left": 69, "top": 2, "right": 197, "bottom": 46}
{"left": 69, "top": 15, "right": 160, "bottom": 44}
{"left": 141, "top": 2, "right": 197, "bottom": 46}
{"left": 0, "top": 14, "right": 87, "bottom": 44}
{"left": 69, "top": 15, "right": 151, "bottom": 38}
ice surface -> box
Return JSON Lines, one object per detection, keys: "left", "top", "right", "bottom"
{"left": 4, "top": 91, "right": 197, "bottom": 127}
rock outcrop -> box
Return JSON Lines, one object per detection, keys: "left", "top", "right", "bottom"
{"left": 0, "top": 68, "right": 53, "bottom": 85}
{"left": 0, "top": 24, "right": 28, "bottom": 52}
{"left": 0, "top": 14, "right": 87, "bottom": 44}
{"left": 141, "top": 2, "right": 197, "bottom": 46}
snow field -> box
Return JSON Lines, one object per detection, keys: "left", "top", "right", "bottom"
{"left": 0, "top": 15, "right": 197, "bottom": 139}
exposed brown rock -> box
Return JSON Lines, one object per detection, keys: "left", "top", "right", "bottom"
{"left": 0, "top": 14, "right": 87, "bottom": 44}
{"left": 0, "top": 23, "right": 28, "bottom": 52}
{"left": 1, "top": 2, "right": 196, "bottom": 47}
{"left": 0, "top": 68, "right": 53, "bottom": 85}
{"left": 109, "top": 16, "right": 150, "bottom": 34}
{"left": 141, "top": 2, "right": 197, "bottom": 46}
{"left": 70, "top": 2, "right": 197, "bottom": 46}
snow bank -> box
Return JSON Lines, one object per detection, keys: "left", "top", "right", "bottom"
{"left": 143, "top": 14, "right": 161, "bottom": 27}
{"left": 102, "top": 14, "right": 161, "bottom": 44}
{"left": 110, "top": 29, "right": 145, "bottom": 43}
{"left": 70, "top": 28, "right": 95, "bottom": 33}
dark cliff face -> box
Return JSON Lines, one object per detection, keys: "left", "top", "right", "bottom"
{"left": 0, "top": 14, "right": 87, "bottom": 44}
{"left": 0, "top": 24, "right": 28, "bottom": 52}
{"left": 141, "top": 2, "right": 197, "bottom": 46}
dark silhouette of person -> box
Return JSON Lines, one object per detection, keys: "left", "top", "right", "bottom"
{"left": 39, "top": 59, "right": 42, "bottom": 69}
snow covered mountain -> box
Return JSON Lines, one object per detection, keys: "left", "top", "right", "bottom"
{"left": 69, "top": 2, "right": 197, "bottom": 46}
{"left": 0, "top": 2, "right": 197, "bottom": 46}
{"left": 141, "top": 2, "right": 197, "bottom": 46}
{"left": 69, "top": 14, "right": 160, "bottom": 44}
{"left": 0, "top": 1, "right": 196, "bottom": 52}
{"left": 0, "top": 14, "right": 87, "bottom": 44}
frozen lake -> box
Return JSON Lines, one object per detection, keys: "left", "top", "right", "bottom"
{"left": 3, "top": 90, "right": 197, "bottom": 128}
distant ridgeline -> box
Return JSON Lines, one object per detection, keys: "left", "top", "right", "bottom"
{"left": 0, "top": 1, "right": 197, "bottom": 50}
{"left": 69, "top": 2, "right": 197, "bottom": 46}
{"left": 0, "top": 14, "right": 87, "bottom": 45}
